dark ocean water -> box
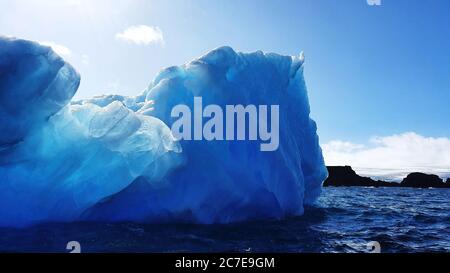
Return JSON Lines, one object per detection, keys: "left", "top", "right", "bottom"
{"left": 0, "top": 187, "right": 448, "bottom": 253}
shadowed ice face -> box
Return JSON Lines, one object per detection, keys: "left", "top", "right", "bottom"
{"left": 0, "top": 37, "right": 80, "bottom": 146}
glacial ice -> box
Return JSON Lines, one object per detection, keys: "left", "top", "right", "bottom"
{"left": 0, "top": 37, "right": 327, "bottom": 227}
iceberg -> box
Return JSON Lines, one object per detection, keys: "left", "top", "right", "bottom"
{"left": 0, "top": 37, "right": 327, "bottom": 227}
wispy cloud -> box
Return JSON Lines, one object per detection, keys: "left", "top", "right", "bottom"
{"left": 64, "top": 0, "right": 82, "bottom": 7}
{"left": 322, "top": 132, "right": 450, "bottom": 180}
{"left": 81, "top": 54, "right": 90, "bottom": 65}
{"left": 115, "top": 25, "right": 164, "bottom": 46}
{"left": 39, "top": 41, "right": 72, "bottom": 56}
{"left": 107, "top": 81, "right": 121, "bottom": 92}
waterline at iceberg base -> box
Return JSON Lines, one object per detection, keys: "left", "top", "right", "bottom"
{"left": 0, "top": 37, "right": 327, "bottom": 227}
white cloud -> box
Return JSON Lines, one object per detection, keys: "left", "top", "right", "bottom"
{"left": 107, "top": 81, "right": 121, "bottom": 92}
{"left": 64, "top": 0, "right": 81, "bottom": 7}
{"left": 322, "top": 132, "right": 450, "bottom": 180}
{"left": 115, "top": 25, "right": 164, "bottom": 46}
{"left": 39, "top": 41, "right": 72, "bottom": 56}
{"left": 81, "top": 54, "right": 90, "bottom": 65}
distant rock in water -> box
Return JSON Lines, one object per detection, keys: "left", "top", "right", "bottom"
{"left": 324, "top": 166, "right": 449, "bottom": 188}
{"left": 400, "top": 173, "right": 447, "bottom": 188}
{"left": 323, "top": 166, "right": 395, "bottom": 187}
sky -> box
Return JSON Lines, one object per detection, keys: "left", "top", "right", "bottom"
{"left": 1, "top": 0, "right": 449, "bottom": 178}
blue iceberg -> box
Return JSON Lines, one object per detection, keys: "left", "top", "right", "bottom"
{"left": 0, "top": 37, "right": 327, "bottom": 227}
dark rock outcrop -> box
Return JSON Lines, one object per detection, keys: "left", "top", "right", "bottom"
{"left": 400, "top": 172, "right": 447, "bottom": 188}
{"left": 324, "top": 166, "right": 449, "bottom": 188}
{"left": 323, "top": 166, "right": 395, "bottom": 187}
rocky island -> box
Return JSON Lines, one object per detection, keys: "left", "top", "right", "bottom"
{"left": 324, "top": 166, "right": 450, "bottom": 188}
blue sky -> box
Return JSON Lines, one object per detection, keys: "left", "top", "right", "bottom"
{"left": 1, "top": 0, "right": 449, "bottom": 175}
